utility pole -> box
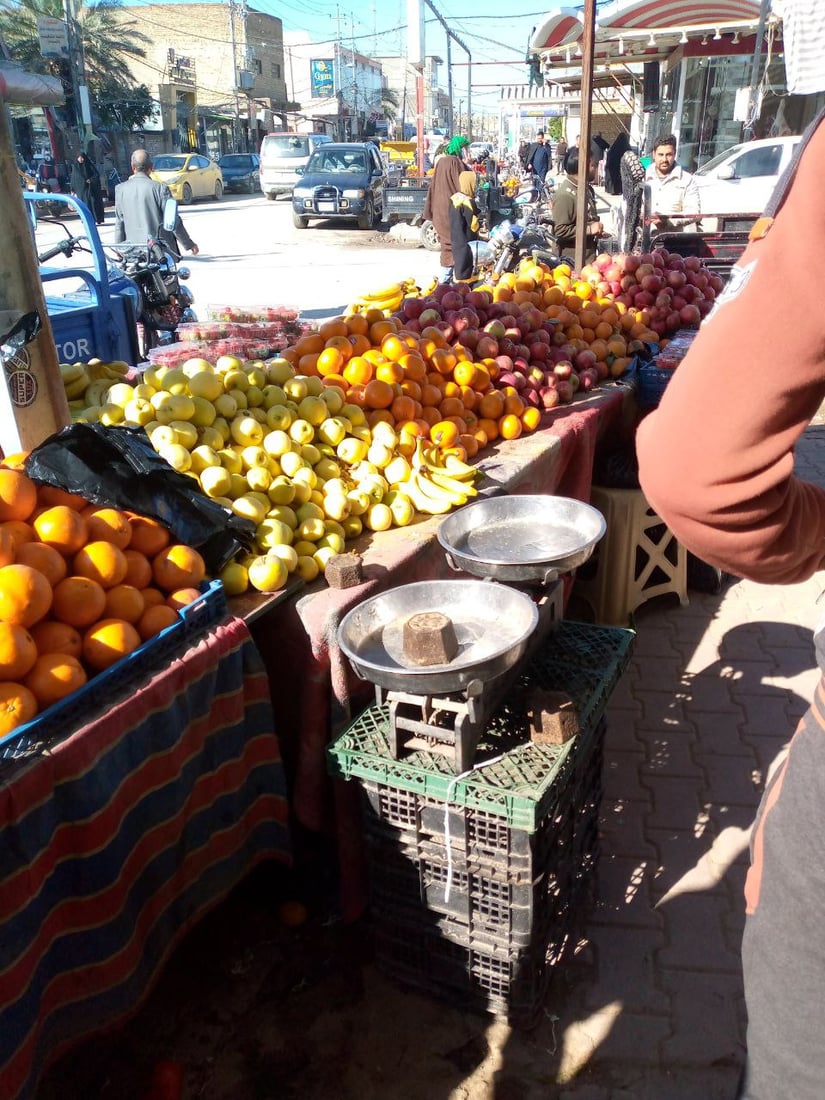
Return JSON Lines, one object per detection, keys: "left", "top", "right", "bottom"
{"left": 228, "top": 0, "right": 241, "bottom": 151}
{"left": 574, "top": 0, "right": 596, "bottom": 273}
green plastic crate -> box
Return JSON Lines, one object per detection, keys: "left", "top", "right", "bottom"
{"left": 328, "top": 621, "right": 634, "bottom": 832}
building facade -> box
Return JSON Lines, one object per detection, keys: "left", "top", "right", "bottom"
{"left": 111, "top": 3, "right": 289, "bottom": 159}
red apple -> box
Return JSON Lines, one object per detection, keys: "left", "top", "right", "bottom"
{"left": 553, "top": 360, "right": 574, "bottom": 381}
{"left": 476, "top": 335, "right": 499, "bottom": 359}
{"left": 541, "top": 386, "right": 560, "bottom": 410}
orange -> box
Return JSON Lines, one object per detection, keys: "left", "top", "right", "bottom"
{"left": 458, "top": 433, "right": 479, "bottom": 459}
{"left": 366, "top": 409, "right": 394, "bottom": 429}
{"left": 323, "top": 334, "right": 353, "bottom": 362}
{"left": 0, "top": 452, "right": 29, "bottom": 470}
{"left": 318, "top": 318, "right": 348, "bottom": 340}
{"left": 29, "top": 620, "right": 83, "bottom": 660}
{"left": 316, "top": 346, "right": 346, "bottom": 378}
{"left": 0, "top": 469, "right": 37, "bottom": 522}
{"left": 0, "top": 683, "right": 38, "bottom": 735}
{"left": 25, "top": 653, "right": 87, "bottom": 708}
{"left": 52, "top": 576, "right": 107, "bottom": 628}
{"left": 478, "top": 390, "right": 505, "bottom": 420}
{"left": 104, "top": 584, "right": 146, "bottom": 623}
{"left": 37, "top": 488, "right": 86, "bottom": 512}
{"left": 429, "top": 420, "right": 460, "bottom": 448}
{"left": 297, "top": 353, "right": 320, "bottom": 376}
{"left": 419, "top": 405, "right": 441, "bottom": 427}
{"left": 0, "top": 527, "right": 15, "bottom": 568}
{"left": 166, "top": 587, "right": 201, "bottom": 612}
{"left": 369, "top": 320, "right": 396, "bottom": 344}
{"left": 140, "top": 587, "right": 167, "bottom": 609}
{"left": 453, "top": 362, "right": 478, "bottom": 388}
{"left": 347, "top": 333, "right": 371, "bottom": 358}
{"left": 430, "top": 348, "right": 457, "bottom": 376}
{"left": 82, "top": 618, "right": 142, "bottom": 671}
{"left": 122, "top": 549, "right": 153, "bottom": 589}
{"left": 521, "top": 406, "right": 542, "bottom": 432}
{"left": 390, "top": 395, "right": 417, "bottom": 422}
{"left": 0, "top": 564, "right": 53, "bottom": 628}
{"left": 126, "top": 515, "right": 170, "bottom": 557}
{"left": 363, "top": 379, "right": 394, "bottom": 409}
{"left": 594, "top": 321, "right": 614, "bottom": 341}
{"left": 33, "top": 506, "right": 88, "bottom": 557}
{"left": 459, "top": 386, "right": 477, "bottom": 411}
{"left": 152, "top": 545, "right": 206, "bottom": 593}
{"left": 374, "top": 361, "right": 403, "bottom": 385}
{"left": 437, "top": 397, "right": 465, "bottom": 420}
{"left": 321, "top": 374, "right": 348, "bottom": 392}
{"left": 15, "top": 542, "right": 67, "bottom": 587}
{"left": 420, "top": 383, "right": 443, "bottom": 408}
{"left": 73, "top": 541, "right": 128, "bottom": 589}
{"left": 0, "top": 623, "right": 37, "bottom": 680}
{"left": 293, "top": 333, "right": 324, "bottom": 357}
{"left": 478, "top": 417, "right": 500, "bottom": 443}
{"left": 399, "top": 379, "right": 422, "bottom": 402}
{"left": 137, "top": 603, "right": 179, "bottom": 641}
{"left": 342, "top": 356, "right": 373, "bottom": 387}
{"left": 380, "top": 334, "right": 406, "bottom": 362}
{"left": 574, "top": 280, "right": 593, "bottom": 300}
{"left": 1, "top": 521, "right": 34, "bottom": 552}
{"left": 81, "top": 507, "right": 133, "bottom": 550}
{"left": 345, "top": 313, "right": 369, "bottom": 337}
{"left": 397, "top": 353, "right": 427, "bottom": 382}
{"left": 498, "top": 413, "right": 523, "bottom": 441}
{"left": 503, "top": 393, "right": 525, "bottom": 416}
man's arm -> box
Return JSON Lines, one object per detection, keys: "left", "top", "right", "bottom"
{"left": 637, "top": 118, "right": 825, "bottom": 584}
{"left": 113, "top": 188, "right": 125, "bottom": 244}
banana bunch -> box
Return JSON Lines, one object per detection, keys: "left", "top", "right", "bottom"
{"left": 82, "top": 378, "right": 114, "bottom": 409}
{"left": 60, "top": 362, "right": 92, "bottom": 401}
{"left": 397, "top": 439, "right": 479, "bottom": 516}
{"left": 87, "top": 358, "right": 130, "bottom": 381}
{"left": 348, "top": 275, "right": 419, "bottom": 315}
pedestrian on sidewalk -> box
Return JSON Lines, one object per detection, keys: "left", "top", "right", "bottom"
{"left": 636, "top": 103, "right": 825, "bottom": 1100}
{"left": 448, "top": 170, "right": 480, "bottom": 283}
{"left": 422, "top": 135, "right": 470, "bottom": 282}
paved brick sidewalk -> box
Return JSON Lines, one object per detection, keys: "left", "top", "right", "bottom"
{"left": 531, "top": 422, "right": 825, "bottom": 1100}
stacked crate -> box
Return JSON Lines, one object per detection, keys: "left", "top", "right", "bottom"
{"left": 328, "top": 621, "right": 634, "bottom": 1027}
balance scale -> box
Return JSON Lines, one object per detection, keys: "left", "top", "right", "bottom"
{"left": 338, "top": 495, "right": 606, "bottom": 773}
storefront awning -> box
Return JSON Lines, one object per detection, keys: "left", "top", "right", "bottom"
{"left": 531, "top": 0, "right": 770, "bottom": 67}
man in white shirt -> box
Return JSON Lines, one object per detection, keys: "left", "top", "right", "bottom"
{"left": 645, "top": 133, "right": 701, "bottom": 233}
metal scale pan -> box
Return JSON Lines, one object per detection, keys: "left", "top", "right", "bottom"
{"left": 338, "top": 580, "right": 539, "bottom": 696}
{"left": 437, "top": 495, "right": 606, "bottom": 585}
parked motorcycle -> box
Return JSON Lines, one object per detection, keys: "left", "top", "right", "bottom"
{"left": 484, "top": 217, "right": 562, "bottom": 278}
{"left": 112, "top": 239, "right": 195, "bottom": 355}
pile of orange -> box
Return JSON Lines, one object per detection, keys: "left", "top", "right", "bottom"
{"left": 0, "top": 465, "right": 207, "bottom": 737}
{"left": 279, "top": 311, "right": 539, "bottom": 461}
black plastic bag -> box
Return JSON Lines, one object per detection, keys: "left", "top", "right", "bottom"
{"left": 25, "top": 423, "right": 256, "bottom": 573}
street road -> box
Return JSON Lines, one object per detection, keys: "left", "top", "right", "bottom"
{"left": 93, "top": 191, "right": 440, "bottom": 320}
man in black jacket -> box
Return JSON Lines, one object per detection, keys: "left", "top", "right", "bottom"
{"left": 114, "top": 149, "right": 199, "bottom": 257}
{"left": 526, "top": 131, "right": 551, "bottom": 181}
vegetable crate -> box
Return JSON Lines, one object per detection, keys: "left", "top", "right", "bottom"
{"left": 328, "top": 622, "right": 634, "bottom": 1026}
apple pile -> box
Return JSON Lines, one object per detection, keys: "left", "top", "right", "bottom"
{"left": 585, "top": 249, "right": 725, "bottom": 339}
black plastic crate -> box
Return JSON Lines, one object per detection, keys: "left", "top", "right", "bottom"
{"left": 364, "top": 719, "right": 605, "bottom": 955}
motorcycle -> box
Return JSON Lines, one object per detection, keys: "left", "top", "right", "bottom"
{"left": 111, "top": 239, "right": 195, "bottom": 356}
{"left": 484, "top": 217, "right": 562, "bottom": 278}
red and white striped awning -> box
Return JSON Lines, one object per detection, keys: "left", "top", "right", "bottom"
{"left": 531, "top": 0, "right": 765, "bottom": 52}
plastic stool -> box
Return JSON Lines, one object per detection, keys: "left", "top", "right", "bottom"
{"left": 575, "top": 485, "right": 688, "bottom": 625}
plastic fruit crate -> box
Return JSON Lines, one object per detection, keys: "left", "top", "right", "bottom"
{"left": 0, "top": 580, "right": 227, "bottom": 765}
{"left": 328, "top": 621, "right": 634, "bottom": 831}
{"left": 637, "top": 361, "right": 674, "bottom": 408}
{"left": 363, "top": 716, "right": 605, "bottom": 951}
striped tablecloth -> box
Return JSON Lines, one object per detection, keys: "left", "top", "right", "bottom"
{"left": 0, "top": 615, "right": 290, "bottom": 1100}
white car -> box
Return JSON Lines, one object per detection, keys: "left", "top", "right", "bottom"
{"left": 692, "top": 136, "right": 800, "bottom": 228}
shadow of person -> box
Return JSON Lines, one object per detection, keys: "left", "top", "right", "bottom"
{"left": 480, "top": 614, "right": 816, "bottom": 1098}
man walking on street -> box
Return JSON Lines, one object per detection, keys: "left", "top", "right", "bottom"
{"left": 554, "top": 135, "right": 568, "bottom": 174}
{"left": 114, "top": 149, "right": 199, "bottom": 258}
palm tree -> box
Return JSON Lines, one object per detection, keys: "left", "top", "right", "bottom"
{"left": 0, "top": 0, "right": 151, "bottom": 144}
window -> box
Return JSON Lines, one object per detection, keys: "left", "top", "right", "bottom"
{"left": 732, "top": 144, "right": 783, "bottom": 178}
{"left": 270, "top": 62, "right": 281, "bottom": 79}
{"left": 253, "top": 59, "right": 262, "bottom": 75}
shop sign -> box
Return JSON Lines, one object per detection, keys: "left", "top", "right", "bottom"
{"left": 37, "top": 17, "right": 69, "bottom": 60}
{"left": 310, "top": 59, "right": 335, "bottom": 98}
{"left": 520, "top": 107, "right": 566, "bottom": 118}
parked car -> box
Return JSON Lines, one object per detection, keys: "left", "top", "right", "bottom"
{"left": 692, "top": 135, "right": 799, "bottom": 228}
{"left": 291, "top": 142, "right": 387, "bottom": 229}
{"left": 217, "top": 152, "right": 260, "bottom": 193}
{"left": 468, "top": 141, "right": 494, "bottom": 163}
{"left": 260, "top": 132, "right": 332, "bottom": 199}
{"left": 150, "top": 153, "right": 224, "bottom": 204}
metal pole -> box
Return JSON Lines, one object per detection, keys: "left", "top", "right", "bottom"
{"left": 228, "top": 0, "right": 241, "bottom": 151}
{"left": 446, "top": 36, "right": 454, "bottom": 135}
{"left": 744, "top": 0, "right": 771, "bottom": 139}
{"left": 574, "top": 0, "right": 596, "bottom": 272}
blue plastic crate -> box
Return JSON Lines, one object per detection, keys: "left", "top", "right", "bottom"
{"left": 0, "top": 579, "right": 227, "bottom": 764}
{"left": 637, "top": 361, "right": 674, "bottom": 408}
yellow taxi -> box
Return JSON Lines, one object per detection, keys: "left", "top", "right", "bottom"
{"left": 150, "top": 153, "right": 224, "bottom": 204}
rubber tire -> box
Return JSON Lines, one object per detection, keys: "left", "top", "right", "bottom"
{"left": 357, "top": 197, "right": 374, "bottom": 231}
{"left": 266, "top": 191, "right": 276, "bottom": 201}
{"left": 293, "top": 211, "right": 309, "bottom": 229}
{"left": 248, "top": 177, "right": 255, "bottom": 194}
{"left": 421, "top": 219, "right": 441, "bottom": 252}
{"left": 214, "top": 180, "right": 223, "bottom": 200}
{"left": 181, "top": 182, "right": 193, "bottom": 205}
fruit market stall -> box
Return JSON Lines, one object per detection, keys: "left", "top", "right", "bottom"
{"left": 0, "top": 466, "right": 291, "bottom": 1100}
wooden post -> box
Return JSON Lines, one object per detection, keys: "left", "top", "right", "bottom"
{"left": 0, "top": 103, "right": 70, "bottom": 455}
{"left": 574, "top": 0, "right": 597, "bottom": 273}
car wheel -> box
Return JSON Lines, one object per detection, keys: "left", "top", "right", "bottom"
{"left": 421, "top": 219, "right": 441, "bottom": 252}
{"left": 357, "top": 197, "right": 374, "bottom": 231}
{"left": 265, "top": 191, "right": 276, "bottom": 201}
{"left": 181, "top": 182, "right": 193, "bottom": 205}
{"left": 214, "top": 180, "right": 223, "bottom": 200}
{"left": 247, "top": 177, "right": 255, "bottom": 194}
{"left": 292, "top": 211, "right": 309, "bottom": 229}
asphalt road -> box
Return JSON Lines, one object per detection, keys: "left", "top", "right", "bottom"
{"left": 89, "top": 190, "right": 441, "bottom": 320}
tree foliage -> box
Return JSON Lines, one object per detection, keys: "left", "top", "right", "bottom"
{"left": 0, "top": 0, "right": 151, "bottom": 128}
